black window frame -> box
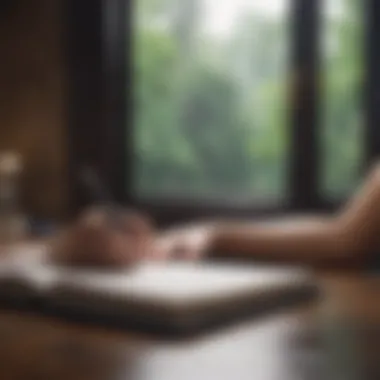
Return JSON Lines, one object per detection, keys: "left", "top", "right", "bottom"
{"left": 65, "top": 0, "right": 380, "bottom": 225}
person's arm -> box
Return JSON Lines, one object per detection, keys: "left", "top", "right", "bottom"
{"left": 163, "top": 164, "right": 380, "bottom": 268}
{"left": 156, "top": 217, "right": 345, "bottom": 266}
{"left": 210, "top": 217, "right": 350, "bottom": 267}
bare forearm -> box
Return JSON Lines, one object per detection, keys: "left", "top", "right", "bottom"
{"left": 206, "top": 165, "right": 380, "bottom": 266}
{"left": 208, "top": 216, "right": 359, "bottom": 267}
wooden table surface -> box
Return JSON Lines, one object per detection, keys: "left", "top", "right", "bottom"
{"left": 0, "top": 271, "right": 378, "bottom": 380}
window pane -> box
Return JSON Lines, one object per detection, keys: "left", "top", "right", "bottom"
{"left": 320, "top": 0, "right": 364, "bottom": 199}
{"left": 133, "top": 0, "right": 290, "bottom": 202}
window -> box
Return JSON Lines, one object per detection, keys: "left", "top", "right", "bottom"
{"left": 67, "top": 0, "right": 380, "bottom": 221}
{"left": 320, "top": 0, "right": 364, "bottom": 199}
{"left": 133, "top": 0, "right": 290, "bottom": 203}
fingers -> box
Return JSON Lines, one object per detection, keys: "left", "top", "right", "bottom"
{"left": 120, "top": 210, "right": 154, "bottom": 237}
{"left": 151, "top": 236, "right": 174, "bottom": 261}
{"left": 153, "top": 230, "right": 207, "bottom": 262}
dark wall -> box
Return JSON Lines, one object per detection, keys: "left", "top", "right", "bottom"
{"left": 0, "top": 0, "right": 67, "bottom": 219}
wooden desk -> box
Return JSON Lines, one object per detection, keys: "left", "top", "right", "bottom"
{"left": 0, "top": 273, "right": 378, "bottom": 380}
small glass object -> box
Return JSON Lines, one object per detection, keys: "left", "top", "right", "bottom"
{"left": 0, "top": 152, "right": 27, "bottom": 244}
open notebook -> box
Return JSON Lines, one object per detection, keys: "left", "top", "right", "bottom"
{"left": 0, "top": 260, "right": 319, "bottom": 335}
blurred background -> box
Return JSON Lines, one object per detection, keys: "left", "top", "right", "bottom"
{"left": 133, "top": 0, "right": 361, "bottom": 200}
{"left": 0, "top": 0, "right": 372, "bottom": 225}
{"left": 0, "top": 0, "right": 65, "bottom": 220}
{"left": 0, "top": 3, "right": 378, "bottom": 379}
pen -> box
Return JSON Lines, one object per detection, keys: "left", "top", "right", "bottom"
{"left": 78, "top": 166, "right": 124, "bottom": 230}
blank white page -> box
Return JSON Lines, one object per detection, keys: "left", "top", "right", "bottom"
{"left": 46, "top": 262, "right": 314, "bottom": 307}
{"left": 0, "top": 261, "right": 318, "bottom": 331}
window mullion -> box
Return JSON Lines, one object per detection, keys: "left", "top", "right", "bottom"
{"left": 289, "top": 0, "right": 321, "bottom": 211}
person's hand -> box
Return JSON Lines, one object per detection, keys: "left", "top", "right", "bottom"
{"left": 50, "top": 206, "right": 155, "bottom": 268}
{"left": 154, "top": 225, "right": 215, "bottom": 262}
